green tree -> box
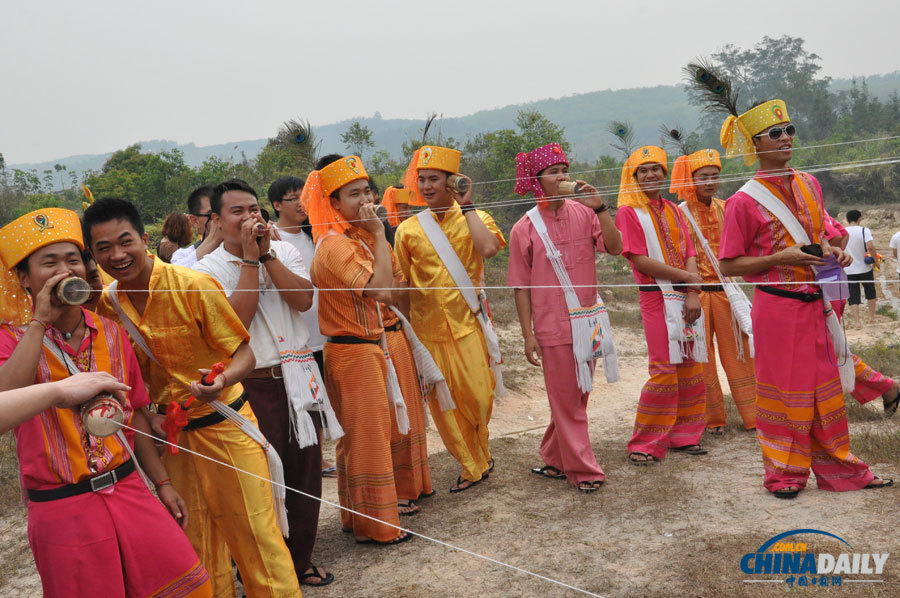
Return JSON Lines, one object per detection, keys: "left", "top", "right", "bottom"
{"left": 340, "top": 121, "right": 375, "bottom": 159}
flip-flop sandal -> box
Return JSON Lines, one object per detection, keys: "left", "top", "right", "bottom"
{"left": 419, "top": 489, "right": 436, "bottom": 499}
{"left": 706, "top": 426, "right": 725, "bottom": 437}
{"left": 773, "top": 487, "right": 800, "bottom": 499}
{"left": 864, "top": 477, "right": 894, "bottom": 489}
{"left": 321, "top": 465, "right": 337, "bottom": 478}
{"left": 883, "top": 392, "right": 900, "bottom": 417}
{"left": 577, "top": 481, "right": 603, "bottom": 493}
{"left": 299, "top": 567, "right": 335, "bottom": 587}
{"left": 356, "top": 531, "right": 414, "bottom": 546}
{"left": 398, "top": 500, "right": 420, "bottom": 516}
{"left": 671, "top": 445, "right": 708, "bottom": 456}
{"left": 628, "top": 452, "right": 660, "bottom": 466}
{"left": 449, "top": 476, "right": 481, "bottom": 493}
{"left": 531, "top": 465, "right": 566, "bottom": 479}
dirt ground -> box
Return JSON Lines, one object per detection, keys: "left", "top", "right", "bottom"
{"left": 1, "top": 212, "right": 899, "bottom": 597}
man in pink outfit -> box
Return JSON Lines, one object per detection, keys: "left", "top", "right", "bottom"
{"left": 507, "top": 143, "right": 622, "bottom": 493}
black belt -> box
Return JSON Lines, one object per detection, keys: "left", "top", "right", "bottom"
{"left": 701, "top": 285, "right": 724, "bottom": 293}
{"left": 383, "top": 321, "right": 402, "bottom": 333}
{"left": 27, "top": 458, "right": 135, "bottom": 503}
{"left": 182, "top": 396, "right": 246, "bottom": 431}
{"left": 638, "top": 284, "right": 698, "bottom": 293}
{"left": 757, "top": 285, "right": 823, "bottom": 302}
{"left": 327, "top": 335, "right": 380, "bottom": 345}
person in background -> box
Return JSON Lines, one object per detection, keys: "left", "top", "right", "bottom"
{"left": 891, "top": 227, "right": 900, "bottom": 283}
{"left": 171, "top": 185, "right": 223, "bottom": 268}
{"left": 157, "top": 212, "right": 193, "bottom": 263}
{"left": 843, "top": 209, "right": 878, "bottom": 328}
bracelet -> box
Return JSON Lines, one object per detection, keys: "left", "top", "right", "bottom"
{"left": 461, "top": 204, "right": 476, "bottom": 214}
{"left": 593, "top": 204, "right": 608, "bottom": 214}
{"left": 154, "top": 478, "right": 171, "bottom": 491}
{"left": 241, "top": 258, "right": 260, "bottom": 267}
{"left": 29, "top": 318, "right": 51, "bottom": 330}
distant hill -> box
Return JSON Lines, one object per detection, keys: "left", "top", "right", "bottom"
{"left": 11, "top": 73, "right": 900, "bottom": 180}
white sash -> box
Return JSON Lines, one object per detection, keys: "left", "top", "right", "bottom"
{"left": 389, "top": 306, "right": 456, "bottom": 412}
{"left": 106, "top": 281, "right": 290, "bottom": 536}
{"left": 525, "top": 206, "right": 619, "bottom": 390}
{"left": 634, "top": 208, "right": 708, "bottom": 364}
{"left": 38, "top": 334, "right": 154, "bottom": 493}
{"left": 677, "top": 202, "right": 755, "bottom": 360}
{"left": 738, "top": 178, "right": 855, "bottom": 391}
{"left": 415, "top": 209, "right": 506, "bottom": 397}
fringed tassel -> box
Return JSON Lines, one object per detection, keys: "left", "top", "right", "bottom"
{"left": 491, "top": 361, "right": 507, "bottom": 398}
{"left": 287, "top": 406, "right": 318, "bottom": 450}
{"left": 434, "top": 380, "right": 456, "bottom": 411}
{"left": 209, "top": 400, "right": 289, "bottom": 537}
{"left": 824, "top": 307, "right": 855, "bottom": 392}
{"left": 575, "top": 361, "right": 593, "bottom": 394}
{"left": 730, "top": 314, "right": 746, "bottom": 362}
{"left": 318, "top": 400, "right": 344, "bottom": 441}
{"left": 385, "top": 356, "right": 410, "bottom": 434}
{"left": 598, "top": 310, "right": 620, "bottom": 383}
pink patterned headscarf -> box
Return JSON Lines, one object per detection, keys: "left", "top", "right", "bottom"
{"left": 514, "top": 143, "right": 569, "bottom": 198}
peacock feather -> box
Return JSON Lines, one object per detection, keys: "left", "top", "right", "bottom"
{"left": 607, "top": 120, "right": 636, "bottom": 159}
{"left": 659, "top": 125, "right": 695, "bottom": 156}
{"left": 682, "top": 58, "right": 741, "bottom": 116}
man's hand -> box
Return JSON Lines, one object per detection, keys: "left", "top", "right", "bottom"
{"left": 53, "top": 372, "right": 131, "bottom": 409}
{"left": 239, "top": 218, "right": 263, "bottom": 261}
{"left": 156, "top": 484, "right": 189, "bottom": 529}
{"left": 683, "top": 292, "right": 702, "bottom": 323}
{"left": 189, "top": 369, "right": 226, "bottom": 402}
{"left": 777, "top": 245, "right": 825, "bottom": 267}
{"left": 523, "top": 334, "right": 542, "bottom": 367}
{"left": 358, "top": 203, "right": 385, "bottom": 235}
{"left": 831, "top": 246, "right": 853, "bottom": 268}
{"left": 681, "top": 271, "right": 703, "bottom": 286}
{"left": 449, "top": 175, "right": 474, "bottom": 207}
{"left": 32, "top": 271, "right": 71, "bottom": 325}
{"left": 572, "top": 180, "right": 606, "bottom": 211}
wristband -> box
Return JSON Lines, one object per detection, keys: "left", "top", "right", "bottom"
{"left": 461, "top": 204, "right": 476, "bottom": 214}
{"left": 593, "top": 204, "right": 608, "bottom": 214}
{"left": 30, "top": 318, "right": 52, "bottom": 331}
{"left": 241, "top": 258, "right": 260, "bottom": 267}
{"left": 154, "top": 478, "right": 171, "bottom": 491}
{"left": 259, "top": 250, "right": 276, "bottom": 264}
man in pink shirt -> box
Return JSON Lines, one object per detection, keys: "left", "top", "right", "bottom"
{"left": 508, "top": 143, "right": 622, "bottom": 493}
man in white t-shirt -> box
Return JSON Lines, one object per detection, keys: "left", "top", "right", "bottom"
{"left": 890, "top": 229, "right": 900, "bottom": 281}
{"left": 171, "top": 185, "right": 223, "bottom": 267}
{"left": 194, "top": 179, "right": 337, "bottom": 588}
{"left": 843, "top": 210, "right": 878, "bottom": 328}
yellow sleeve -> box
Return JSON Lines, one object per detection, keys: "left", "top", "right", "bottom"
{"left": 188, "top": 273, "right": 249, "bottom": 357}
{"left": 478, "top": 210, "right": 507, "bottom": 249}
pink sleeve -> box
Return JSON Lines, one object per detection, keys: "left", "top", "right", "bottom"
{"left": 506, "top": 220, "right": 534, "bottom": 288}
{"left": 120, "top": 326, "right": 150, "bottom": 410}
{"left": 824, "top": 214, "right": 847, "bottom": 241}
{"left": 0, "top": 326, "right": 19, "bottom": 366}
{"left": 616, "top": 206, "right": 648, "bottom": 259}
{"left": 718, "top": 193, "right": 754, "bottom": 260}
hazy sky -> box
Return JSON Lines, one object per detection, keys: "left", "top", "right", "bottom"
{"left": 3, "top": 0, "right": 899, "bottom": 164}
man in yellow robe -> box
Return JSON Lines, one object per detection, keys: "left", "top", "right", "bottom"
{"left": 394, "top": 146, "right": 506, "bottom": 492}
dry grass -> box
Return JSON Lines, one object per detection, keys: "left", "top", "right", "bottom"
{"left": 0, "top": 433, "right": 20, "bottom": 507}
{"left": 0, "top": 432, "right": 29, "bottom": 590}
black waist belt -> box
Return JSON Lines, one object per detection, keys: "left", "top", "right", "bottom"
{"left": 182, "top": 396, "right": 246, "bottom": 431}
{"left": 327, "top": 335, "right": 380, "bottom": 345}
{"left": 757, "top": 285, "right": 823, "bottom": 302}
{"left": 27, "top": 458, "right": 136, "bottom": 503}
{"left": 383, "top": 321, "right": 402, "bottom": 333}
{"left": 701, "top": 285, "right": 725, "bottom": 293}
{"left": 638, "top": 285, "right": 660, "bottom": 292}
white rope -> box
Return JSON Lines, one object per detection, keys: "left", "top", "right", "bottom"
{"left": 115, "top": 421, "right": 605, "bottom": 598}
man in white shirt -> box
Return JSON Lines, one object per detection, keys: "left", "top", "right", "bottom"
{"left": 843, "top": 210, "right": 878, "bottom": 328}
{"left": 194, "top": 179, "right": 337, "bottom": 588}
{"left": 171, "top": 185, "right": 223, "bottom": 268}
{"left": 890, "top": 229, "right": 900, "bottom": 282}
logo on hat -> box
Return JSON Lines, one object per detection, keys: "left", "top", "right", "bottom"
{"left": 707, "top": 150, "right": 716, "bottom": 160}
{"left": 773, "top": 105, "right": 785, "bottom": 121}
{"left": 346, "top": 157, "right": 360, "bottom": 174}
{"left": 421, "top": 147, "right": 433, "bottom": 165}
{"left": 33, "top": 214, "right": 53, "bottom": 233}
{"left": 642, "top": 148, "right": 650, "bottom": 157}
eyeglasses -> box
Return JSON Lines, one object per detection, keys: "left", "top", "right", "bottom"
{"left": 192, "top": 211, "right": 212, "bottom": 220}
{"left": 754, "top": 124, "right": 796, "bottom": 140}
{"left": 280, "top": 195, "right": 301, "bottom": 203}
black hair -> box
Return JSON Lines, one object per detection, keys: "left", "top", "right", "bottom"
{"left": 315, "top": 154, "right": 343, "bottom": 171}
{"left": 847, "top": 209, "right": 862, "bottom": 223}
{"left": 267, "top": 175, "right": 305, "bottom": 217}
{"left": 82, "top": 197, "right": 145, "bottom": 248}
{"left": 369, "top": 178, "right": 380, "bottom": 196}
{"left": 210, "top": 179, "right": 258, "bottom": 214}
{"left": 187, "top": 185, "right": 215, "bottom": 216}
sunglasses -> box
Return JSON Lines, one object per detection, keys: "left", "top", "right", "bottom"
{"left": 754, "top": 124, "right": 796, "bottom": 140}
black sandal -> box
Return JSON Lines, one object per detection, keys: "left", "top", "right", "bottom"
{"left": 864, "top": 477, "right": 894, "bottom": 489}
{"left": 628, "top": 452, "right": 660, "bottom": 466}
{"left": 670, "top": 444, "right": 708, "bottom": 456}
{"left": 884, "top": 392, "right": 900, "bottom": 417}
{"left": 531, "top": 465, "right": 566, "bottom": 479}
{"left": 577, "top": 480, "right": 603, "bottom": 493}
{"left": 773, "top": 487, "right": 800, "bottom": 499}
{"left": 356, "top": 531, "right": 414, "bottom": 545}
{"left": 398, "top": 500, "right": 420, "bottom": 516}
{"left": 299, "top": 567, "right": 335, "bottom": 587}
{"left": 449, "top": 476, "right": 481, "bottom": 493}
{"left": 706, "top": 426, "right": 725, "bottom": 437}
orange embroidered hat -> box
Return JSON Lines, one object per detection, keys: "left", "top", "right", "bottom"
{"left": 617, "top": 146, "right": 668, "bottom": 209}
{"left": 669, "top": 149, "right": 721, "bottom": 202}
{"left": 403, "top": 146, "right": 462, "bottom": 206}
{"left": 300, "top": 156, "right": 370, "bottom": 242}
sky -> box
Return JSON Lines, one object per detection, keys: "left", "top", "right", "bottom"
{"left": 3, "top": 0, "right": 899, "bottom": 164}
